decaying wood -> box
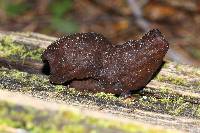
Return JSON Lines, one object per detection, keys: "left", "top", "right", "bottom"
{"left": 0, "top": 31, "right": 56, "bottom": 48}
{"left": 0, "top": 31, "right": 200, "bottom": 132}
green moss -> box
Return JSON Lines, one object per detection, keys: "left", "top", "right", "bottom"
{"left": 175, "top": 64, "right": 183, "bottom": 72}
{"left": 163, "top": 62, "right": 170, "bottom": 68}
{"left": 192, "top": 68, "right": 200, "bottom": 76}
{"left": 156, "top": 74, "right": 187, "bottom": 86}
{"left": 0, "top": 67, "right": 199, "bottom": 119}
{"left": 0, "top": 68, "right": 53, "bottom": 93}
{"left": 95, "top": 92, "right": 119, "bottom": 101}
{"left": 174, "top": 63, "right": 200, "bottom": 77}
{"left": 196, "top": 105, "right": 200, "bottom": 117}
{"left": 0, "top": 36, "right": 44, "bottom": 61}
{"left": 62, "top": 124, "right": 85, "bottom": 133}
{"left": 55, "top": 85, "right": 66, "bottom": 92}
{"left": 159, "top": 86, "right": 171, "bottom": 94}
{"left": 68, "top": 88, "right": 78, "bottom": 94}
{"left": 0, "top": 101, "right": 175, "bottom": 133}
{"left": 135, "top": 90, "right": 197, "bottom": 117}
{"left": 169, "top": 76, "right": 187, "bottom": 86}
{"left": 167, "top": 97, "right": 186, "bottom": 115}
{"left": 62, "top": 110, "right": 84, "bottom": 123}
{"left": 86, "top": 116, "right": 172, "bottom": 133}
{"left": 173, "top": 102, "right": 190, "bottom": 116}
{"left": 166, "top": 98, "right": 190, "bottom": 116}
{"left": 138, "top": 96, "right": 153, "bottom": 109}
{"left": 22, "top": 47, "right": 44, "bottom": 61}
{"left": 155, "top": 75, "right": 165, "bottom": 82}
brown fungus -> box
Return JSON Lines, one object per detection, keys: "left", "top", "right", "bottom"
{"left": 42, "top": 29, "right": 169, "bottom": 95}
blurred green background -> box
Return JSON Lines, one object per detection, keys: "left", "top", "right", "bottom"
{"left": 0, "top": 0, "right": 79, "bottom": 33}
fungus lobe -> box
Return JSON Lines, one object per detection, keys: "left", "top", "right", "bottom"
{"left": 42, "top": 29, "right": 169, "bottom": 95}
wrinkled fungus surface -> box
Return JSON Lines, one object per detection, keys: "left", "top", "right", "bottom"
{"left": 42, "top": 29, "right": 169, "bottom": 94}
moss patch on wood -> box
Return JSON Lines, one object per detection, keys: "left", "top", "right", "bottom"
{"left": 155, "top": 74, "right": 188, "bottom": 86}
{"left": 0, "top": 101, "right": 174, "bottom": 133}
{"left": 0, "top": 67, "right": 199, "bottom": 119}
{"left": 0, "top": 36, "right": 44, "bottom": 61}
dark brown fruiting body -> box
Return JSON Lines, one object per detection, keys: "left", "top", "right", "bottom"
{"left": 42, "top": 29, "right": 169, "bottom": 95}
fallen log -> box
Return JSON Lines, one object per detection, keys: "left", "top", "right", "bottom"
{"left": 0, "top": 31, "right": 199, "bottom": 133}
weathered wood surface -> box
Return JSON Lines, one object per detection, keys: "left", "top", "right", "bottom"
{"left": 0, "top": 31, "right": 200, "bottom": 133}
